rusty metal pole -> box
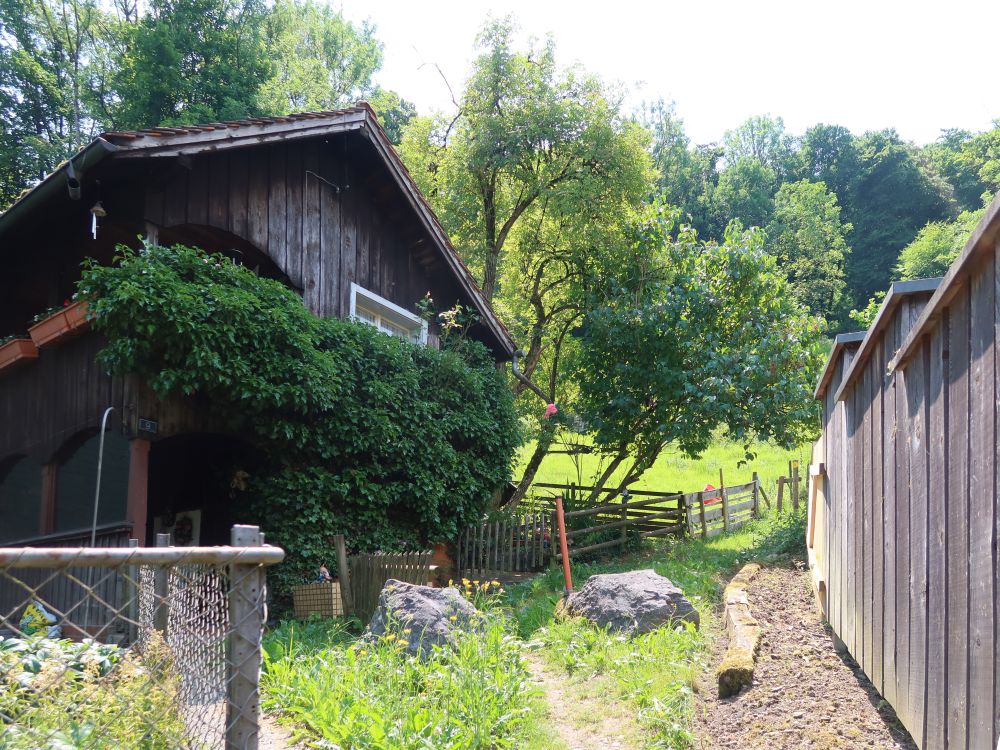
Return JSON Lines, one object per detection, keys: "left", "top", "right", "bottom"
{"left": 555, "top": 496, "right": 572, "bottom": 594}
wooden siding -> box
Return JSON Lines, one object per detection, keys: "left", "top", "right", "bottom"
{"left": 816, "top": 273, "right": 1000, "bottom": 748}
{"left": 0, "top": 332, "right": 226, "bottom": 462}
{"left": 143, "top": 137, "right": 453, "bottom": 327}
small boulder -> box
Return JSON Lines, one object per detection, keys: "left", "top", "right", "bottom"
{"left": 367, "top": 579, "right": 479, "bottom": 656}
{"left": 562, "top": 569, "right": 699, "bottom": 634}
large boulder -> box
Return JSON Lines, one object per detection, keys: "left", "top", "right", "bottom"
{"left": 366, "top": 579, "right": 479, "bottom": 657}
{"left": 562, "top": 569, "right": 699, "bottom": 634}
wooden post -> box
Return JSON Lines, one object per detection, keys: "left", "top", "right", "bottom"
{"left": 126, "top": 438, "right": 150, "bottom": 545}
{"left": 792, "top": 461, "right": 800, "bottom": 512}
{"left": 751, "top": 472, "right": 760, "bottom": 517}
{"left": 333, "top": 534, "right": 353, "bottom": 618}
{"left": 555, "top": 497, "right": 572, "bottom": 593}
{"left": 699, "top": 491, "right": 708, "bottom": 538}
{"left": 777, "top": 477, "right": 785, "bottom": 513}
{"left": 153, "top": 532, "right": 170, "bottom": 633}
{"left": 227, "top": 524, "right": 264, "bottom": 750}
{"left": 620, "top": 492, "right": 628, "bottom": 553}
{"left": 39, "top": 463, "right": 57, "bottom": 535}
{"left": 721, "top": 481, "right": 731, "bottom": 534}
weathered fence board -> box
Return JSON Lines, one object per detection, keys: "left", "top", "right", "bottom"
{"left": 946, "top": 298, "right": 969, "bottom": 750}
{"left": 967, "top": 259, "right": 995, "bottom": 750}
{"left": 813, "top": 244, "right": 1000, "bottom": 750}
{"left": 346, "top": 551, "right": 433, "bottom": 621}
{"left": 457, "top": 513, "right": 549, "bottom": 577}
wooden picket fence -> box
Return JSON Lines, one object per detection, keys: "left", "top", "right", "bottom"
{"left": 456, "top": 512, "right": 549, "bottom": 578}
{"left": 346, "top": 550, "right": 434, "bottom": 621}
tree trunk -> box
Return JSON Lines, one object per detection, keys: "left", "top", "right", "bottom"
{"left": 508, "top": 421, "right": 558, "bottom": 508}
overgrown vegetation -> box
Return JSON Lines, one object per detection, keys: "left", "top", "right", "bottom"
{"left": 262, "top": 509, "right": 808, "bottom": 749}
{"left": 261, "top": 609, "right": 551, "bottom": 749}
{"left": 0, "top": 634, "right": 186, "bottom": 748}
{"left": 78, "top": 242, "right": 520, "bottom": 595}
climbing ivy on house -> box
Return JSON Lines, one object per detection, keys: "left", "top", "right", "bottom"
{"left": 78, "top": 243, "right": 520, "bottom": 595}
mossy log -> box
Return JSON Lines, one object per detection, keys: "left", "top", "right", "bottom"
{"left": 716, "top": 562, "right": 763, "bottom": 698}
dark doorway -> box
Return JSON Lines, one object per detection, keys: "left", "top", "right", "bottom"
{"left": 147, "top": 434, "right": 261, "bottom": 546}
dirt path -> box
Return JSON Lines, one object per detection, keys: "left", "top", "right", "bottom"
{"left": 694, "top": 566, "right": 916, "bottom": 750}
{"left": 524, "top": 651, "right": 640, "bottom": 750}
{"left": 258, "top": 713, "right": 305, "bottom": 750}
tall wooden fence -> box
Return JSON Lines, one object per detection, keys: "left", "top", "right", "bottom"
{"left": 346, "top": 550, "right": 433, "bottom": 621}
{"left": 813, "top": 262, "right": 1000, "bottom": 748}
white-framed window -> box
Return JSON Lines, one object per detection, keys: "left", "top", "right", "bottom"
{"left": 350, "top": 282, "right": 428, "bottom": 346}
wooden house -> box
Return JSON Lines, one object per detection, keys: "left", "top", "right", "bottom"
{"left": 0, "top": 104, "right": 516, "bottom": 552}
{"left": 810, "top": 193, "right": 1000, "bottom": 749}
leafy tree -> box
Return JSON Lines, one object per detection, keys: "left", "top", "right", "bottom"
{"left": 795, "top": 123, "right": 861, "bottom": 205}
{"left": 961, "top": 122, "right": 1000, "bottom": 193}
{"left": 575, "top": 210, "right": 825, "bottom": 495}
{"left": 258, "top": 0, "right": 382, "bottom": 113}
{"left": 400, "top": 18, "right": 650, "bottom": 302}
{"left": 641, "top": 99, "right": 720, "bottom": 236}
{"left": 848, "top": 291, "right": 885, "bottom": 330}
{"left": 923, "top": 129, "right": 988, "bottom": 211}
{"left": 107, "top": 0, "right": 271, "bottom": 128}
{"left": 765, "top": 180, "right": 852, "bottom": 322}
{"left": 400, "top": 19, "right": 655, "bottom": 500}
{"left": 711, "top": 156, "right": 777, "bottom": 233}
{"left": 895, "top": 206, "right": 986, "bottom": 280}
{"left": 722, "top": 114, "right": 795, "bottom": 178}
{"left": 366, "top": 87, "right": 416, "bottom": 144}
{"left": 844, "top": 129, "right": 955, "bottom": 304}
{"left": 0, "top": 0, "right": 110, "bottom": 205}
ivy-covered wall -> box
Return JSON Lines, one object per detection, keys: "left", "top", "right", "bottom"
{"left": 79, "top": 243, "right": 520, "bottom": 595}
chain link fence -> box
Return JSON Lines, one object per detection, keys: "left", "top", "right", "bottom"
{"left": 0, "top": 525, "right": 283, "bottom": 749}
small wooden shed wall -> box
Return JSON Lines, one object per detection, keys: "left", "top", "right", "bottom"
{"left": 812, "top": 194, "right": 1000, "bottom": 750}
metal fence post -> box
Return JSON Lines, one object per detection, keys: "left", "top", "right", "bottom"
{"left": 125, "top": 537, "right": 139, "bottom": 643}
{"left": 228, "top": 524, "right": 264, "bottom": 750}
{"left": 153, "top": 532, "right": 170, "bottom": 633}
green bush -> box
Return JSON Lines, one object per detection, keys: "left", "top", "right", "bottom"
{"left": 0, "top": 634, "right": 186, "bottom": 748}
{"left": 79, "top": 243, "right": 521, "bottom": 596}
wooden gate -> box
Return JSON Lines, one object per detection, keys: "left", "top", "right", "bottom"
{"left": 683, "top": 481, "right": 760, "bottom": 538}
{"left": 456, "top": 513, "right": 549, "bottom": 578}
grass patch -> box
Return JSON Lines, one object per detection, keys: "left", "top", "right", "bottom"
{"left": 518, "top": 434, "right": 811, "bottom": 496}
{"left": 261, "top": 613, "right": 549, "bottom": 750}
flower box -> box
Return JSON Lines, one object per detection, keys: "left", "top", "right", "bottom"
{"left": 28, "top": 300, "right": 90, "bottom": 349}
{"left": 0, "top": 338, "right": 39, "bottom": 374}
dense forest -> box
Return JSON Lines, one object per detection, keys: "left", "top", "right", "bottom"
{"left": 3, "top": 0, "right": 999, "bottom": 489}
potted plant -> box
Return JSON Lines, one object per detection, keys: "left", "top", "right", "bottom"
{"left": 0, "top": 335, "right": 39, "bottom": 374}
{"left": 28, "top": 298, "right": 90, "bottom": 348}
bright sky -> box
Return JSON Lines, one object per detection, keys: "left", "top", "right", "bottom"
{"left": 340, "top": 0, "right": 999, "bottom": 146}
